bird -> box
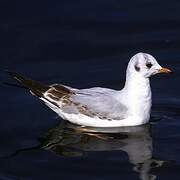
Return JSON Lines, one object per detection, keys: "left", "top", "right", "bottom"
{"left": 8, "top": 53, "right": 172, "bottom": 127}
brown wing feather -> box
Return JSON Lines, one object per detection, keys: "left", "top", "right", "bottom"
{"left": 46, "top": 84, "right": 74, "bottom": 99}
{"left": 7, "top": 71, "right": 73, "bottom": 99}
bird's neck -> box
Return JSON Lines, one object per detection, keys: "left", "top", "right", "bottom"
{"left": 123, "top": 74, "right": 152, "bottom": 123}
{"left": 124, "top": 74, "right": 151, "bottom": 94}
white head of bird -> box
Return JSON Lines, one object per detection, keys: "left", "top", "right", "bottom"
{"left": 122, "top": 52, "right": 172, "bottom": 125}
{"left": 126, "top": 52, "right": 171, "bottom": 79}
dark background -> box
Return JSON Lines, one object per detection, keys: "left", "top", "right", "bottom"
{"left": 1, "top": 0, "right": 180, "bottom": 179}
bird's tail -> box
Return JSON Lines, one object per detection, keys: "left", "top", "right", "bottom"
{"left": 6, "top": 71, "right": 50, "bottom": 97}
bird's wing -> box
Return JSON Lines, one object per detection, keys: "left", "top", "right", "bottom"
{"left": 8, "top": 72, "right": 127, "bottom": 120}
{"left": 45, "top": 87, "right": 128, "bottom": 120}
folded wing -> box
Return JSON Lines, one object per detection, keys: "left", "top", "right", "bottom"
{"left": 8, "top": 72, "right": 128, "bottom": 121}
{"left": 45, "top": 86, "right": 128, "bottom": 121}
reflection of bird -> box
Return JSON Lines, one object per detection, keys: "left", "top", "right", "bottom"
{"left": 8, "top": 53, "right": 171, "bottom": 127}
{"left": 41, "top": 122, "right": 166, "bottom": 180}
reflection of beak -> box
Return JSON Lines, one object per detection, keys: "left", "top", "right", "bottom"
{"left": 158, "top": 67, "right": 172, "bottom": 74}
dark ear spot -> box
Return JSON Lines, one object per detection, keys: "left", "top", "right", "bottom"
{"left": 135, "top": 64, "right": 140, "bottom": 72}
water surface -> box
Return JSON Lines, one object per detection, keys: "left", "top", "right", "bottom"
{"left": 1, "top": 0, "right": 180, "bottom": 179}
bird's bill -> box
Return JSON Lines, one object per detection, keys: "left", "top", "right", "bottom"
{"left": 158, "top": 67, "right": 172, "bottom": 74}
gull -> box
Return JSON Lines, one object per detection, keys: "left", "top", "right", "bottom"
{"left": 8, "top": 53, "right": 171, "bottom": 127}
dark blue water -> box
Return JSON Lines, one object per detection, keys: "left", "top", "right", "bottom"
{"left": 1, "top": 0, "right": 180, "bottom": 179}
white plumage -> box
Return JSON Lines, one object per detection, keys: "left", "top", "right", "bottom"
{"left": 9, "top": 52, "right": 171, "bottom": 127}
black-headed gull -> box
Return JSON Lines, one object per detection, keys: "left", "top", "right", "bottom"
{"left": 8, "top": 53, "right": 171, "bottom": 127}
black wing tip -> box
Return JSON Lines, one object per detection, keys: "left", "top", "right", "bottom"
{"left": 5, "top": 70, "right": 25, "bottom": 82}
{"left": 5, "top": 70, "right": 18, "bottom": 76}
{"left": 6, "top": 70, "right": 50, "bottom": 97}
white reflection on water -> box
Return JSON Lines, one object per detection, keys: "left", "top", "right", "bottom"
{"left": 41, "top": 121, "right": 167, "bottom": 180}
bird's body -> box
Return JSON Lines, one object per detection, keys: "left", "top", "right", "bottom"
{"left": 8, "top": 53, "right": 171, "bottom": 127}
{"left": 41, "top": 82, "right": 151, "bottom": 127}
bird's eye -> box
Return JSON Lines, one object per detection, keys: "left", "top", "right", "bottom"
{"left": 146, "top": 63, "right": 152, "bottom": 68}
